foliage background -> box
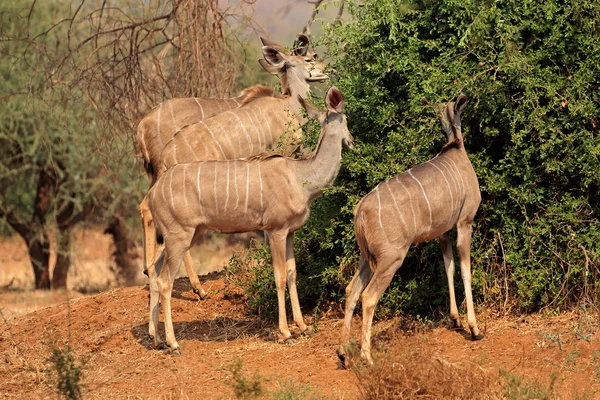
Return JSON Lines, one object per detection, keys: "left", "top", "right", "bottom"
{"left": 248, "top": 0, "right": 600, "bottom": 320}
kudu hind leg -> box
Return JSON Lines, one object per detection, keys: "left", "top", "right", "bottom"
{"left": 338, "top": 256, "right": 373, "bottom": 366}
{"left": 440, "top": 233, "right": 462, "bottom": 329}
{"left": 157, "top": 233, "right": 192, "bottom": 353}
{"left": 359, "top": 249, "right": 408, "bottom": 364}
{"left": 285, "top": 233, "right": 309, "bottom": 334}
{"left": 148, "top": 249, "right": 164, "bottom": 348}
{"left": 457, "top": 221, "right": 483, "bottom": 340}
{"left": 140, "top": 195, "right": 154, "bottom": 277}
{"left": 183, "top": 251, "right": 208, "bottom": 299}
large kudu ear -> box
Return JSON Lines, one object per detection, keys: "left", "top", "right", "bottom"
{"left": 260, "top": 37, "right": 284, "bottom": 52}
{"left": 292, "top": 33, "right": 309, "bottom": 56}
{"left": 454, "top": 94, "right": 468, "bottom": 116}
{"left": 261, "top": 46, "right": 286, "bottom": 67}
{"left": 325, "top": 86, "right": 344, "bottom": 114}
{"left": 298, "top": 95, "right": 325, "bottom": 124}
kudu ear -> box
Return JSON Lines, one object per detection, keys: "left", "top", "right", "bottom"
{"left": 260, "top": 37, "right": 284, "bottom": 52}
{"left": 261, "top": 46, "right": 287, "bottom": 68}
{"left": 325, "top": 86, "right": 344, "bottom": 114}
{"left": 258, "top": 59, "right": 281, "bottom": 75}
{"left": 293, "top": 33, "right": 310, "bottom": 56}
{"left": 298, "top": 95, "right": 325, "bottom": 123}
{"left": 454, "top": 94, "right": 468, "bottom": 115}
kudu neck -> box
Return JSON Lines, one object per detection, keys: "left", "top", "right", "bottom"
{"left": 289, "top": 117, "right": 344, "bottom": 201}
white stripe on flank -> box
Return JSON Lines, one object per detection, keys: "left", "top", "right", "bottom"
{"left": 181, "top": 130, "right": 200, "bottom": 160}
{"left": 249, "top": 108, "right": 265, "bottom": 150}
{"left": 200, "top": 121, "right": 227, "bottom": 159}
{"left": 375, "top": 186, "right": 388, "bottom": 240}
{"left": 226, "top": 98, "right": 234, "bottom": 110}
{"left": 245, "top": 163, "right": 250, "bottom": 213}
{"left": 196, "top": 163, "right": 203, "bottom": 205}
{"left": 169, "top": 170, "right": 175, "bottom": 212}
{"left": 436, "top": 158, "right": 459, "bottom": 201}
{"left": 214, "top": 119, "right": 236, "bottom": 158}
{"left": 395, "top": 176, "right": 417, "bottom": 231}
{"left": 182, "top": 164, "right": 188, "bottom": 207}
{"left": 408, "top": 170, "right": 432, "bottom": 229}
{"left": 168, "top": 101, "right": 177, "bottom": 131}
{"left": 156, "top": 103, "right": 164, "bottom": 148}
{"left": 194, "top": 98, "right": 205, "bottom": 120}
{"left": 213, "top": 162, "right": 218, "bottom": 210}
{"left": 233, "top": 161, "right": 239, "bottom": 209}
{"left": 228, "top": 111, "right": 254, "bottom": 154}
{"left": 385, "top": 181, "right": 409, "bottom": 236}
{"left": 258, "top": 162, "right": 263, "bottom": 210}
{"left": 224, "top": 161, "right": 230, "bottom": 210}
{"left": 161, "top": 173, "right": 167, "bottom": 205}
{"left": 172, "top": 140, "right": 177, "bottom": 164}
{"left": 447, "top": 158, "right": 465, "bottom": 194}
{"left": 257, "top": 107, "right": 273, "bottom": 144}
{"left": 242, "top": 109, "right": 261, "bottom": 150}
{"left": 140, "top": 128, "right": 149, "bottom": 160}
{"left": 427, "top": 159, "right": 453, "bottom": 213}
{"left": 232, "top": 97, "right": 240, "bottom": 107}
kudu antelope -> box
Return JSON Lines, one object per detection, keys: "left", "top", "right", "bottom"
{"left": 338, "top": 95, "right": 482, "bottom": 365}
{"left": 146, "top": 87, "right": 353, "bottom": 353}
{"left": 138, "top": 35, "right": 327, "bottom": 299}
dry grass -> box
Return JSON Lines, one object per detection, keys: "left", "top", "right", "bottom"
{"left": 346, "top": 339, "right": 496, "bottom": 400}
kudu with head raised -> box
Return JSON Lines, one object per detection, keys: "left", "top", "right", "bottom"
{"left": 338, "top": 95, "right": 482, "bottom": 365}
{"left": 146, "top": 87, "right": 353, "bottom": 353}
{"left": 138, "top": 35, "right": 327, "bottom": 299}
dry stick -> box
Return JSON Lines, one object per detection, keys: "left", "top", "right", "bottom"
{"left": 302, "top": 0, "right": 325, "bottom": 38}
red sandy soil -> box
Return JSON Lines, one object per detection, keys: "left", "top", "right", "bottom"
{"left": 1, "top": 230, "right": 600, "bottom": 399}
{"left": 1, "top": 275, "right": 600, "bottom": 399}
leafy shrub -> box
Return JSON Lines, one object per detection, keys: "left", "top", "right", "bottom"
{"left": 230, "top": 0, "right": 600, "bottom": 320}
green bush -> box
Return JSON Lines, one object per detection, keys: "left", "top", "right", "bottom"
{"left": 231, "top": 0, "right": 600, "bottom": 319}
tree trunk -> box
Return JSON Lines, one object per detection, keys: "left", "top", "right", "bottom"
{"left": 52, "top": 230, "right": 71, "bottom": 289}
{"left": 27, "top": 236, "right": 52, "bottom": 289}
{"left": 105, "top": 216, "right": 139, "bottom": 285}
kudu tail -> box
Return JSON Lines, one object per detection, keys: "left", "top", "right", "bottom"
{"left": 355, "top": 212, "right": 377, "bottom": 272}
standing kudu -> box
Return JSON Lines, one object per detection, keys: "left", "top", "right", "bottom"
{"left": 338, "top": 95, "right": 482, "bottom": 365}
{"left": 146, "top": 87, "right": 353, "bottom": 353}
{"left": 138, "top": 35, "right": 327, "bottom": 298}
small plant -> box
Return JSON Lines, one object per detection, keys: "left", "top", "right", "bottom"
{"left": 45, "top": 343, "right": 87, "bottom": 400}
{"left": 225, "top": 358, "right": 264, "bottom": 399}
{"left": 225, "top": 239, "right": 280, "bottom": 320}
{"left": 500, "top": 369, "right": 557, "bottom": 400}
{"left": 272, "top": 378, "right": 327, "bottom": 400}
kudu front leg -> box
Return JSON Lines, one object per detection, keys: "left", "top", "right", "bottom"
{"left": 268, "top": 231, "right": 294, "bottom": 343}
{"left": 148, "top": 250, "right": 163, "bottom": 349}
{"left": 285, "top": 233, "right": 310, "bottom": 335}
{"left": 440, "top": 233, "right": 462, "bottom": 330}
{"left": 457, "top": 221, "right": 483, "bottom": 340}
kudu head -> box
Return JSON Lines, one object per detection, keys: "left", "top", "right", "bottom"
{"left": 299, "top": 86, "right": 354, "bottom": 150}
{"left": 258, "top": 34, "right": 328, "bottom": 92}
{"left": 423, "top": 94, "right": 468, "bottom": 147}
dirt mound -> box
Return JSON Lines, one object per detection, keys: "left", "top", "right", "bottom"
{"left": 2, "top": 276, "right": 600, "bottom": 399}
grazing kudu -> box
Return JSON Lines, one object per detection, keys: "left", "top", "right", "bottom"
{"left": 146, "top": 87, "right": 353, "bottom": 353}
{"left": 338, "top": 95, "right": 482, "bottom": 365}
{"left": 138, "top": 35, "right": 326, "bottom": 298}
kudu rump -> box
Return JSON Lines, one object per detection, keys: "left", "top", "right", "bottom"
{"left": 147, "top": 87, "right": 353, "bottom": 353}
{"left": 338, "top": 95, "right": 482, "bottom": 365}
{"left": 138, "top": 35, "right": 327, "bottom": 299}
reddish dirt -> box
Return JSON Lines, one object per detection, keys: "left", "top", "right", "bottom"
{"left": 1, "top": 275, "right": 600, "bottom": 399}
{"left": 2, "top": 230, "right": 600, "bottom": 399}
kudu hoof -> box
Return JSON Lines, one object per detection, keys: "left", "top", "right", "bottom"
{"left": 301, "top": 328, "right": 314, "bottom": 337}
{"left": 449, "top": 319, "right": 463, "bottom": 331}
{"left": 471, "top": 332, "right": 484, "bottom": 341}
{"left": 336, "top": 346, "right": 350, "bottom": 369}
{"left": 284, "top": 337, "right": 296, "bottom": 345}
{"left": 156, "top": 342, "right": 167, "bottom": 351}
{"left": 193, "top": 288, "right": 209, "bottom": 300}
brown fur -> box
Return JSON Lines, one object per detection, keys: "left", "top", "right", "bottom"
{"left": 240, "top": 85, "right": 282, "bottom": 106}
